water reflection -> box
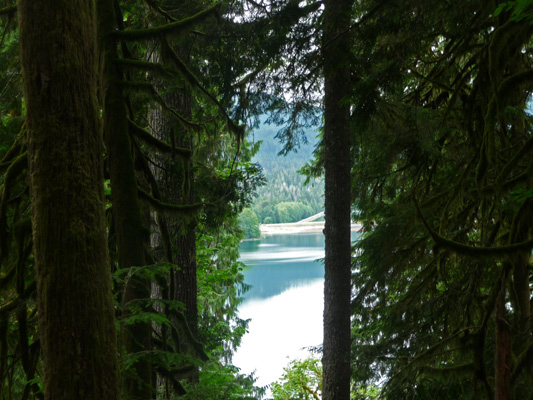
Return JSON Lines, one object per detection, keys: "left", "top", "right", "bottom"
{"left": 239, "top": 233, "right": 325, "bottom": 300}
{"left": 234, "top": 231, "right": 360, "bottom": 395}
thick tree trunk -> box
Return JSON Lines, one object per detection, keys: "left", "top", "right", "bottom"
{"left": 164, "top": 91, "right": 198, "bottom": 336}
{"left": 17, "top": 1, "right": 120, "bottom": 399}
{"left": 321, "top": 0, "right": 352, "bottom": 399}
{"left": 149, "top": 73, "right": 200, "bottom": 380}
{"left": 96, "top": 1, "right": 153, "bottom": 398}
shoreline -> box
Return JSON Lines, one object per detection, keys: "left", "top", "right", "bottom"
{"left": 259, "top": 221, "right": 363, "bottom": 234}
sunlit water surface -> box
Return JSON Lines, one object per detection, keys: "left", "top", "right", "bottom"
{"left": 233, "top": 233, "right": 327, "bottom": 396}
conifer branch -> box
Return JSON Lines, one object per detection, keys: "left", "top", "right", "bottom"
{"left": 512, "top": 341, "right": 533, "bottom": 383}
{"left": 121, "top": 81, "right": 200, "bottom": 129}
{"left": 0, "top": 5, "right": 16, "bottom": 17}
{"left": 0, "top": 152, "right": 28, "bottom": 252}
{"left": 128, "top": 119, "right": 191, "bottom": 157}
{"left": 415, "top": 200, "right": 533, "bottom": 257}
{"left": 383, "top": 327, "right": 479, "bottom": 394}
{"left": 495, "top": 135, "right": 533, "bottom": 184}
{"left": 0, "top": 126, "right": 26, "bottom": 172}
{"left": 498, "top": 69, "right": 533, "bottom": 97}
{"left": 421, "top": 363, "right": 474, "bottom": 378}
{"left": 143, "top": 0, "right": 177, "bottom": 22}
{"left": 171, "top": 310, "right": 209, "bottom": 362}
{"left": 160, "top": 38, "right": 246, "bottom": 143}
{"left": 138, "top": 188, "right": 203, "bottom": 217}
{"left": 0, "top": 299, "right": 18, "bottom": 315}
{"left": 131, "top": 138, "right": 174, "bottom": 263}
{"left": 151, "top": 362, "right": 187, "bottom": 395}
{"left": 114, "top": 3, "right": 221, "bottom": 41}
{"left": 116, "top": 58, "right": 177, "bottom": 78}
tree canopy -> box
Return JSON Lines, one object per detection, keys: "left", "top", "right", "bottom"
{"left": 1, "top": 0, "right": 533, "bottom": 399}
{"left": 345, "top": 1, "right": 533, "bottom": 398}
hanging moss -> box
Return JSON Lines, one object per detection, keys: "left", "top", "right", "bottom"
{"left": 19, "top": 0, "right": 122, "bottom": 398}
{"left": 128, "top": 119, "right": 191, "bottom": 157}
{"left": 138, "top": 187, "right": 203, "bottom": 218}
{"left": 114, "top": 3, "right": 221, "bottom": 41}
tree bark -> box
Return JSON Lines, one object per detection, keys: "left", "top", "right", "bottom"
{"left": 321, "top": 0, "right": 352, "bottom": 399}
{"left": 96, "top": 1, "right": 153, "bottom": 398}
{"left": 149, "top": 59, "right": 200, "bottom": 379}
{"left": 17, "top": 1, "right": 120, "bottom": 399}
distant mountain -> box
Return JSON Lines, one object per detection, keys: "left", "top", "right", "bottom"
{"left": 244, "top": 122, "right": 324, "bottom": 227}
{"left": 248, "top": 123, "right": 321, "bottom": 172}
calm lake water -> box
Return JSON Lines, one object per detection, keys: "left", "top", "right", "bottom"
{"left": 233, "top": 231, "right": 359, "bottom": 396}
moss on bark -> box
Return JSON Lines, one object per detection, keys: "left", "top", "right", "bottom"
{"left": 17, "top": 1, "right": 120, "bottom": 399}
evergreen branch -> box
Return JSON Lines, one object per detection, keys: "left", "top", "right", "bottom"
{"left": 415, "top": 200, "right": 533, "bottom": 257}
{"left": 151, "top": 362, "right": 187, "bottom": 395}
{"left": 512, "top": 341, "right": 533, "bottom": 383}
{"left": 114, "top": 3, "right": 221, "bottom": 41}
{"left": 1, "top": 152, "right": 28, "bottom": 257}
{"left": 116, "top": 58, "right": 177, "bottom": 78}
{"left": 421, "top": 363, "right": 474, "bottom": 378}
{"left": 128, "top": 119, "right": 191, "bottom": 158}
{"left": 2, "top": 152, "right": 28, "bottom": 190}
{"left": 487, "top": 19, "right": 527, "bottom": 90}
{"left": 138, "top": 188, "right": 203, "bottom": 217}
{"left": 0, "top": 298, "right": 19, "bottom": 315}
{"left": 0, "top": 5, "right": 16, "bottom": 16}
{"left": 383, "top": 327, "right": 478, "bottom": 395}
{"left": 322, "top": 0, "right": 390, "bottom": 51}
{"left": 247, "top": 0, "right": 273, "bottom": 17}
{"left": 172, "top": 310, "right": 209, "bottom": 362}
{"left": 234, "top": 64, "right": 268, "bottom": 88}
{"left": 160, "top": 38, "right": 246, "bottom": 143}
{"left": 120, "top": 80, "right": 200, "bottom": 129}
{"left": 0, "top": 125, "right": 26, "bottom": 172}
{"left": 143, "top": 0, "right": 177, "bottom": 22}
{"left": 131, "top": 138, "right": 173, "bottom": 262}
{"left": 495, "top": 135, "right": 533, "bottom": 184}
{"left": 0, "top": 265, "right": 16, "bottom": 292}
{"left": 498, "top": 68, "right": 533, "bottom": 97}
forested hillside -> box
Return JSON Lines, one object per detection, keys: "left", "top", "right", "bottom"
{"left": 2, "top": 1, "right": 533, "bottom": 400}
{"left": 239, "top": 120, "right": 324, "bottom": 237}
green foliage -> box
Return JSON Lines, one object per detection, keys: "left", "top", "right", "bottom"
{"left": 271, "top": 356, "right": 322, "bottom": 400}
{"left": 263, "top": 216, "right": 275, "bottom": 224}
{"left": 271, "top": 356, "right": 381, "bottom": 400}
{"left": 275, "top": 201, "right": 314, "bottom": 223}
{"left": 195, "top": 219, "right": 261, "bottom": 399}
{"left": 347, "top": 0, "right": 533, "bottom": 398}
{"left": 238, "top": 208, "right": 261, "bottom": 239}
{"left": 181, "top": 363, "right": 264, "bottom": 400}
{"left": 248, "top": 120, "right": 324, "bottom": 224}
{"left": 494, "top": 0, "right": 533, "bottom": 22}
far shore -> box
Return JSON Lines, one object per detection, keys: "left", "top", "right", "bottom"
{"left": 260, "top": 221, "right": 363, "bottom": 234}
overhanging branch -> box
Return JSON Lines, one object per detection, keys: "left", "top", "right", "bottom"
{"left": 138, "top": 188, "right": 203, "bottom": 217}
{"left": 114, "top": 3, "right": 221, "bottom": 41}
{"left": 0, "top": 5, "right": 16, "bottom": 17}
{"left": 128, "top": 119, "right": 191, "bottom": 158}
{"left": 415, "top": 200, "right": 533, "bottom": 257}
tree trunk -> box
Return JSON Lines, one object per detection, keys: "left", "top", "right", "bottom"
{"left": 96, "top": 1, "right": 153, "bottom": 398}
{"left": 149, "top": 63, "right": 200, "bottom": 380}
{"left": 321, "top": 0, "right": 352, "bottom": 399}
{"left": 17, "top": 1, "right": 120, "bottom": 399}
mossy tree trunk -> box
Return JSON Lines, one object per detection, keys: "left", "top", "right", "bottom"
{"left": 321, "top": 0, "right": 352, "bottom": 399}
{"left": 149, "top": 48, "right": 200, "bottom": 384}
{"left": 96, "top": 0, "right": 153, "bottom": 398}
{"left": 17, "top": 1, "right": 120, "bottom": 399}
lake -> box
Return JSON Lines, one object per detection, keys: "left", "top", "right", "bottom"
{"left": 233, "top": 231, "right": 359, "bottom": 397}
